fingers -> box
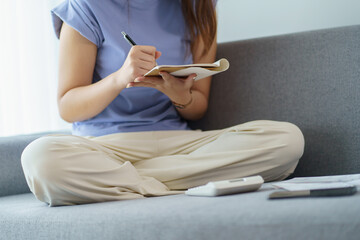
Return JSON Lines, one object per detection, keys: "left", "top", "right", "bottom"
{"left": 125, "top": 45, "right": 159, "bottom": 78}
{"left": 126, "top": 76, "right": 163, "bottom": 88}
{"left": 155, "top": 51, "right": 162, "bottom": 60}
{"left": 127, "top": 72, "right": 197, "bottom": 90}
{"left": 135, "top": 46, "right": 159, "bottom": 65}
{"left": 160, "top": 72, "right": 197, "bottom": 82}
{"left": 117, "top": 45, "right": 161, "bottom": 86}
{"left": 133, "top": 45, "right": 158, "bottom": 60}
{"left": 186, "top": 73, "right": 198, "bottom": 81}
{"left": 137, "top": 45, "right": 157, "bottom": 55}
{"left": 139, "top": 47, "right": 161, "bottom": 60}
{"left": 135, "top": 76, "right": 163, "bottom": 84}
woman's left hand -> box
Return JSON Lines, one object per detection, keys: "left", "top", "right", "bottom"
{"left": 126, "top": 72, "right": 197, "bottom": 105}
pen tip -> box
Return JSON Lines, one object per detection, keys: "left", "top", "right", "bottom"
{"left": 121, "top": 31, "right": 126, "bottom": 36}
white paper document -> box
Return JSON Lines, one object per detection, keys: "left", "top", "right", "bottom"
{"left": 271, "top": 174, "right": 360, "bottom": 191}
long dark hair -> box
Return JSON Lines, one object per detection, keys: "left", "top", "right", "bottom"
{"left": 181, "top": 0, "right": 217, "bottom": 57}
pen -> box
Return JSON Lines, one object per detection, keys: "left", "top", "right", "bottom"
{"left": 268, "top": 186, "right": 357, "bottom": 199}
{"left": 121, "top": 31, "right": 137, "bottom": 46}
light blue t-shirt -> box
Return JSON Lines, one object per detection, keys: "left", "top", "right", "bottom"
{"left": 51, "top": 0, "right": 194, "bottom": 136}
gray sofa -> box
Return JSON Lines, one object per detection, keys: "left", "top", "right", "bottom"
{"left": 1, "top": 25, "right": 360, "bottom": 240}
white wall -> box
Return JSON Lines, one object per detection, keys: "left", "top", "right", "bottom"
{"left": 217, "top": 0, "right": 360, "bottom": 42}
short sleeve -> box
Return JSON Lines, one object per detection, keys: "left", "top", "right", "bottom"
{"left": 51, "top": 0, "right": 104, "bottom": 47}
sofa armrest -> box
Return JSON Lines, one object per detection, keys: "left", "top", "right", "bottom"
{"left": 0, "top": 131, "right": 69, "bottom": 197}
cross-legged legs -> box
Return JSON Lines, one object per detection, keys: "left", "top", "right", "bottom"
{"left": 21, "top": 120, "right": 304, "bottom": 206}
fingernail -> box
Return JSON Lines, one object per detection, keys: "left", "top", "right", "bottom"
{"left": 134, "top": 77, "right": 144, "bottom": 82}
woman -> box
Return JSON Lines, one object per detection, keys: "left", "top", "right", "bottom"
{"left": 21, "top": 0, "right": 304, "bottom": 206}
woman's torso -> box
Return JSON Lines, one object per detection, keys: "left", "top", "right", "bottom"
{"left": 52, "top": 0, "right": 193, "bottom": 136}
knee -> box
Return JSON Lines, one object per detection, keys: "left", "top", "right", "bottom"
{"left": 231, "top": 120, "right": 305, "bottom": 161}
{"left": 260, "top": 121, "right": 305, "bottom": 181}
{"left": 271, "top": 122, "right": 305, "bottom": 179}
{"left": 21, "top": 136, "right": 66, "bottom": 195}
{"left": 281, "top": 122, "right": 305, "bottom": 162}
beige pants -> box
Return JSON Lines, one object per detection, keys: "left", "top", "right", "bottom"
{"left": 21, "top": 120, "right": 304, "bottom": 206}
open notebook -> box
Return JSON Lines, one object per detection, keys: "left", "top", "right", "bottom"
{"left": 144, "top": 58, "right": 230, "bottom": 81}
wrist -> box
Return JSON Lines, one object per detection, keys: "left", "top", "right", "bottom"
{"left": 171, "top": 90, "right": 193, "bottom": 110}
{"left": 111, "top": 69, "right": 128, "bottom": 90}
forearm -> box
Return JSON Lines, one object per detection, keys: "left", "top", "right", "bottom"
{"left": 176, "top": 89, "right": 208, "bottom": 121}
{"left": 58, "top": 73, "right": 125, "bottom": 123}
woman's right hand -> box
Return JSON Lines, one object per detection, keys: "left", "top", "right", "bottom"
{"left": 114, "top": 45, "right": 161, "bottom": 89}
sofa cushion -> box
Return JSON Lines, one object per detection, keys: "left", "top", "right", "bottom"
{"left": 1, "top": 188, "right": 359, "bottom": 240}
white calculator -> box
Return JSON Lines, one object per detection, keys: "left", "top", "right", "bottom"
{"left": 185, "top": 175, "right": 264, "bottom": 197}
